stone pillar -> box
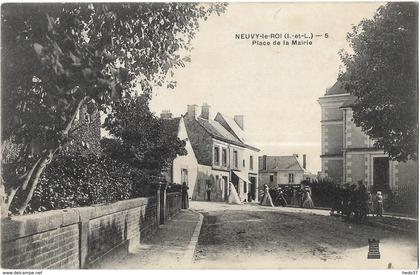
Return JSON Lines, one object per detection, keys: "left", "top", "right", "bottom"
{"left": 154, "top": 183, "right": 162, "bottom": 227}
{"left": 160, "top": 183, "right": 167, "bottom": 225}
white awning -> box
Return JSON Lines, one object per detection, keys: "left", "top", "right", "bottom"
{"left": 232, "top": 170, "right": 250, "bottom": 184}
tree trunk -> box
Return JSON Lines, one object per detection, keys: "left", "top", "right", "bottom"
{"left": 8, "top": 95, "right": 90, "bottom": 214}
{"left": 16, "top": 149, "right": 55, "bottom": 215}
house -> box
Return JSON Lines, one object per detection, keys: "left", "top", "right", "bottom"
{"left": 258, "top": 155, "right": 305, "bottom": 188}
{"left": 160, "top": 111, "right": 199, "bottom": 200}
{"left": 163, "top": 104, "right": 260, "bottom": 202}
{"left": 318, "top": 81, "right": 418, "bottom": 196}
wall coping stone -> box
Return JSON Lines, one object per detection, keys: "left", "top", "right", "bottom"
{"left": 1, "top": 197, "right": 155, "bottom": 242}
{"left": 1, "top": 209, "right": 80, "bottom": 241}
{"left": 74, "top": 197, "right": 153, "bottom": 222}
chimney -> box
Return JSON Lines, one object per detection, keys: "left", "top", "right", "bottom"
{"left": 303, "top": 154, "right": 307, "bottom": 170}
{"left": 187, "top": 104, "right": 198, "bottom": 119}
{"left": 293, "top": 153, "right": 299, "bottom": 158}
{"left": 160, "top": 110, "right": 173, "bottom": 119}
{"left": 262, "top": 155, "right": 267, "bottom": 170}
{"left": 200, "top": 103, "right": 211, "bottom": 120}
{"left": 234, "top": 115, "right": 244, "bottom": 130}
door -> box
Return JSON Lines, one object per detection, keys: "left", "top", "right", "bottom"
{"left": 373, "top": 157, "right": 390, "bottom": 192}
{"left": 181, "top": 169, "right": 188, "bottom": 186}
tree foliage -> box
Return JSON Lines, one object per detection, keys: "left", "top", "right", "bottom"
{"left": 1, "top": 3, "right": 226, "bottom": 214}
{"left": 13, "top": 155, "right": 134, "bottom": 213}
{"left": 101, "top": 95, "right": 187, "bottom": 177}
{"left": 339, "top": 2, "right": 418, "bottom": 161}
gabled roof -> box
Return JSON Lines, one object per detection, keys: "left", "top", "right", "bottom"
{"left": 195, "top": 117, "right": 245, "bottom": 147}
{"left": 259, "top": 156, "right": 304, "bottom": 171}
{"left": 325, "top": 81, "right": 347, "bottom": 96}
{"left": 214, "top": 113, "right": 260, "bottom": 151}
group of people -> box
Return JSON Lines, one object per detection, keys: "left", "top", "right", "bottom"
{"left": 330, "top": 180, "right": 384, "bottom": 221}
{"left": 183, "top": 180, "right": 384, "bottom": 221}
{"left": 260, "top": 184, "right": 315, "bottom": 209}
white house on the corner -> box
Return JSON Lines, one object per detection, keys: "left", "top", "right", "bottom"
{"left": 161, "top": 104, "right": 260, "bottom": 202}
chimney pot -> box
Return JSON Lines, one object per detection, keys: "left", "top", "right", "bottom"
{"left": 187, "top": 104, "right": 198, "bottom": 119}
{"left": 160, "top": 110, "right": 173, "bottom": 119}
{"left": 200, "top": 103, "right": 211, "bottom": 120}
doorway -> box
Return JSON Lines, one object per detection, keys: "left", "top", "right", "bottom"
{"left": 373, "top": 157, "right": 390, "bottom": 192}
{"left": 181, "top": 168, "right": 188, "bottom": 186}
{"left": 249, "top": 176, "right": 256, "bottom": 201}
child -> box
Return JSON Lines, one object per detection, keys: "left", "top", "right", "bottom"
{"left": 375, "top": 191, "right": 383, "bottom": 217}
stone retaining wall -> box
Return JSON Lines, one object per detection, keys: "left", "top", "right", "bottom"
{"left": 2, "top": 189, "right": 182, "bottom": 269}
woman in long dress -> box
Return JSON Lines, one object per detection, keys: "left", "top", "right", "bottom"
{"left": 260, "top": 184, "right": 274, "bottom": 207}
{"left": 228, "top": 182, "right": 242, "bottom": 205}
{"left": 302, "top": 189, "right": 314, "bottom": 209}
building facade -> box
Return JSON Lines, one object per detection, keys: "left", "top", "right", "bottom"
{"left": 259, "top": 155, "right": 305, "bottom": 188}
{"left": 164, "top": 104, "right": 260, "bottom": 202}
{"left": 318, "top": 81, "right": 418, "bottom": 195}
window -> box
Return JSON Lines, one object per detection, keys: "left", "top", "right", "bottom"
{"left": 244, "top": 181, "right": 247, "bottom": 193}
{"left": 250, "top": 156, "right": 253, "bottom": 170}
{"left": 243, "top": 159, "right": 245, "bottom": 168}
{"left": 214, "top": 146, "right": 220, "bottom": 165}
{"left": 222, "top": 148, "right": 227, "bottom": 166}
{"left": 288, "top": 173, "right": 295, "bottom": 183}
{"left": 269, "top": 174, "right": 274, "bottom": 183}
{"left": 233, "top": 150, "right": 238, "bottom": 168}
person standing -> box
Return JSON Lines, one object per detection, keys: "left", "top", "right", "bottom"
{"left": 228, "top": 182, "right": 242, "bottom": 205}
{"left": 302, "top": 187, "right": 314, "bottom": 209}
{"left": 260, "top": 184, "right": 274, "bottom": 207}
{"left": 375, "top": 191, "right": 384, "bottom": 217}
{"left": 206, "top": 182, "right": 212, "bottom": 201}
{"left": 181, "top": 182, "right": 189, "bottom": 209}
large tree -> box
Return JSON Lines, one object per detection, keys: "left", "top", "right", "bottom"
{"left": 339, "top": 2, "right": 418, "bottom": 162}
{"left": 101, "top": 94, "right": 187, "bottom": 178}
{"left": 1, "top": 3, "right": 226, "bottom": 214}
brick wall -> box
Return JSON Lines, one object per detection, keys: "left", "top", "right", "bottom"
{"left": 1, "top": 209, "right": 80, "bottom": 269}
{"left": 2, "top": 191, "right": 181, "bottom": 269}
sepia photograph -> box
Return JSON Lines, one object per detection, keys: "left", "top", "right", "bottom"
{"left": 0, "top": 1, "right": 418, "bottom": 271}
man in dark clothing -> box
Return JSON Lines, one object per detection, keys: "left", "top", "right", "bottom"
{"left": 206, "top": 182, "right": 212, "bottom": 201}
{"left": 181, "top": 182, "right": 189, "bottom": 209}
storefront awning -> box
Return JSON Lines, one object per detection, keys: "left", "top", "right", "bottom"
{"left": 232, "top": 170, "right": 250, "bottom": 184}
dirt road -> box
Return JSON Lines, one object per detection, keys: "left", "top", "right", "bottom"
{"left": 191, "top": 201, "right": 417, "bottom": 269}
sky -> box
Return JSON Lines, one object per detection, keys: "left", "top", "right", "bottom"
{"left": 149, "top": 2, "right": 383, "bottom": 174}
